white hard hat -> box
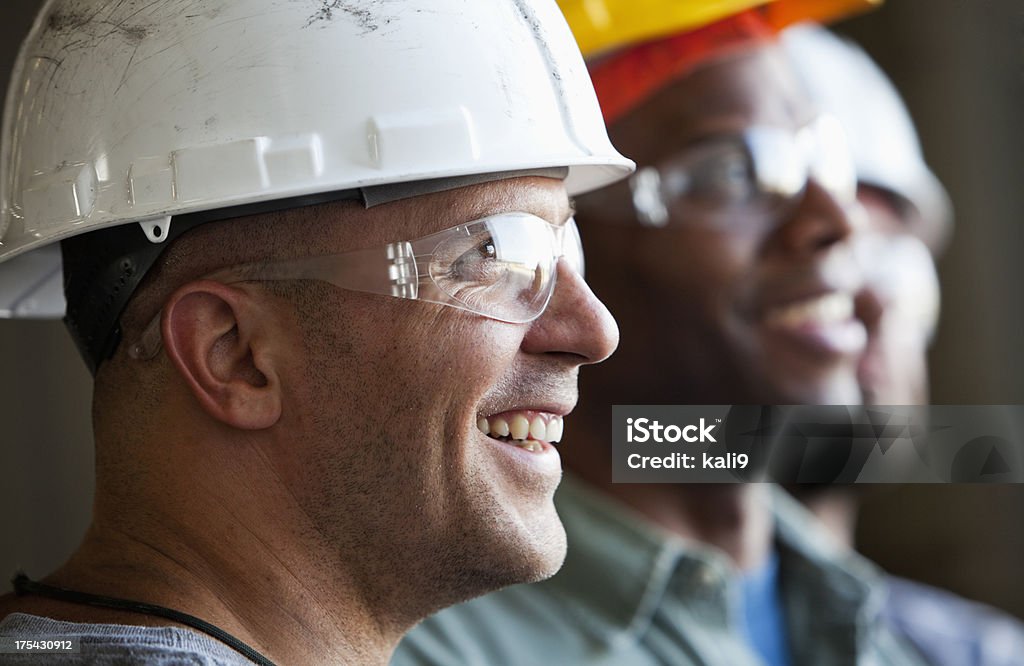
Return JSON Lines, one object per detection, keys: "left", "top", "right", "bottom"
{"left": 780, "top": 23, "right": 952, "bottom": 251}
{"left": 0, "top": 0, "right": 632, "bottom": 311}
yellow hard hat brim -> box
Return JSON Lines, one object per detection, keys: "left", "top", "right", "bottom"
{"left": 560, "top": 0, "right": 882, "bottom": 57}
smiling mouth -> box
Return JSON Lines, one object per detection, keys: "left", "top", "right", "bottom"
{"left": 764, "top": 292, "right": 854, "bottom": 329}
{"left": 761, "top": 291, "right": 866, "bottom": 356}
{"left": 477, "top": 410, "right": 564, "bottom": 453}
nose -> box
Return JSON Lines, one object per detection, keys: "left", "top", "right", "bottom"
{"left": 775, "top": 179, "right": 862, "bottom": 256}
{"left": 520, "top": 258, "right": 619, "bottom": 364}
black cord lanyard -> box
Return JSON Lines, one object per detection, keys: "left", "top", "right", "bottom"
{"left": 11, "top": 573, "right": 276, "bottom": 666}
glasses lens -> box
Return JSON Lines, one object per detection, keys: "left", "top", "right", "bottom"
{"left": 428, "top": 213, "right": 556, "bottom": 323}
{"left": 747, "top": 127, "right": 806, "bottom": 202}
{"left": 662, "top": 138, "right": 758, "bottom": 214}
{"left": 808, "top": 114, "right": 856, "bottom": 205}
{"left": 648, "top": 134, "right": 801, "bottom": 227}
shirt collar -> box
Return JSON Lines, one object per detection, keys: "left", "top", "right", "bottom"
{"left": 542, "top": 477, "right": 887, "bottom": 649}
{"left": 543, "top": 475, "right": 733, "bottom": 646}
{"left": 769, "top": 486, "right": 886, "bottom": 623}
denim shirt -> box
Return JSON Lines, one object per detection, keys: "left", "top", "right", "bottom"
{"left": 394, "top": 478, "right": 928, "bottom": 666}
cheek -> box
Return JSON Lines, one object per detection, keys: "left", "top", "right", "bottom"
{"left": 386, "top": 308, "right": 523, "bottom": 402}
{"left": 631, "top": 228, "right": 761, "bottom": 316}
{"left": 342, "top": 304, "right": 526, "bottom": 471}
{"left": 282, "top": 295, "right": 525, "bottom": 490}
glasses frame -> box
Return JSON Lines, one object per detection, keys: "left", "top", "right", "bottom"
{"left": 129, "top": 211, "right": 582, "bottom": 362}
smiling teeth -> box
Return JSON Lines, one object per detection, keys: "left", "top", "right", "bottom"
{"left": 529, "top": 416, "right": 546, "bottom": 440}
{"left": 766, "top": 293, "right": 853, "bottom": 328}
{"left": 547, "top": 418, "right": 563, "bottom": 443}
{"left": 477, "top": 412, "right": 565, "bottom": 444}
{"left": 491, "top": 417, "right": 510, "bottom": 437}
{"left": 510, "top": 415, "right": 530, "bottom": 440}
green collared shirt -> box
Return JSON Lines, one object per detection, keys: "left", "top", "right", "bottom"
{"left": 394, "top": 477, "right": 928, "bottom": 666}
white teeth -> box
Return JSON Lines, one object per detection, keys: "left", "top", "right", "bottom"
{"left": 529, "top": 416, "right": 547, "bottom": 441}
{"left": 766, "top": 293, "right": 853, "bottom": 328}
{"left": 483, "top": 412, "right": 565, "bottom": 444}
{"left": 491, "top": 417, "right": 510, "bottom": 437}
{"left": 547, "top": 416, "right": 563, "bottom": 443}
{"left": 516, "top": 440, "right": 542, "bottom": 453}
{"left": 509, "top": 414, "right": 530, "bottom": 440}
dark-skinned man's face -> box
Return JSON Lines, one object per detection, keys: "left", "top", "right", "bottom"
{"left": 578, "top": 45, "right": 866, "bottom": 406}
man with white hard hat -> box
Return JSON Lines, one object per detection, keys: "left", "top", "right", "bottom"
{"left": 0, "top": 1, "right": 631, "bottom": 664}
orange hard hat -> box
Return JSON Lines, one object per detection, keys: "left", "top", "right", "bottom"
{"left": 558, "top": 0, "right": 881, "bottom": 57}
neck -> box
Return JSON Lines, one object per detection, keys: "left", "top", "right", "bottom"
{"left": 48, "top": 441, "right": 406, "bottom": 665}
{"left": 566, "top": 400, "right": 774, "bottom": 571}
{"left": 789, "top": 488, "right": 859, "bottom": 549}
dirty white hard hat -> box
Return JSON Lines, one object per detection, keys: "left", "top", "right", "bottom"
{"left": 0, "top": 0, "right": 633, "bottom": 369}
{"left": 780, "top": 23, "right": 952, "bottom": 251}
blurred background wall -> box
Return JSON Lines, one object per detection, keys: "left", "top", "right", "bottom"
{"left": 0, "top": 0, "right": 96, "bottom": 594}
{"left": 1, "top": 0, "right": 1022, "bottom": 618}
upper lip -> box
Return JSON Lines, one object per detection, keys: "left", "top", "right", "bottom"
{"left": 480, "top": 403, "right": 575, "bottom": 419}
{"left": 478, "top": 392, "right": 577, "bottom": 419}
{"left": 753, "top": 269, "right": 862, "bottom": 321}
{"left": 753, "top": 253, "right": 864, "bottom": 319}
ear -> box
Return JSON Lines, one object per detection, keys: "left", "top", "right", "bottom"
{"left": 161, "top": 281, "right": 283, "bottom": 430}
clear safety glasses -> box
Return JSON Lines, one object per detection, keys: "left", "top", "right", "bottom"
{"left": 629, "top": 114, "right": 857, "bottom": 228}
{"left": 130, "top": 212, "right": 582, "bottom": 361}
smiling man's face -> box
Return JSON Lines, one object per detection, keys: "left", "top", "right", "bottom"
{"left": 265, "top": 176, "right": 618, "bottom": 616}
{"left": 579, "top": 45, "right": 866, "bottom": 406}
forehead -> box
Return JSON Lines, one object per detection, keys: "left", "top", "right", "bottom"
{"left": 609, "top": 44, "right": 814, "bottom": 163}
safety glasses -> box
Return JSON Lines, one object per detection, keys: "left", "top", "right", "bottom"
{"left": 130, "top": 212, "right": 582, "bottom": 361}
{"left": 629, "top": 114, "right": 856, "bottom": 228}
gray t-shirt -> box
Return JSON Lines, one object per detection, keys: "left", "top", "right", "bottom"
{"left": 0, "top": 613, "right": 257, "bottom": 665}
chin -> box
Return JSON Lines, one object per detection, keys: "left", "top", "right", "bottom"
{"left": 761, "top": 363, "right": 862, "bottom": 405}
{"left": 492, "top": 504, "right": 568, "bottom": 585}
{"left": 427, "top": 514, "right": 567, "bottom": 616}
{"left": 523, "top": 518, "right": 569, "bottom": 581}
{"left": 480, "top": 492, "right": 568, "bottom": 577}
